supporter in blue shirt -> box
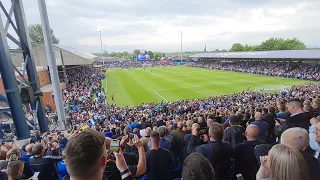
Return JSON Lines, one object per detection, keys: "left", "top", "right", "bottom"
{"left": 57, "top": 160, "right": 69, "bottom": 180}
{"left": 129, "top": 119, "right": 139, "bottom": 130}
{"left": 251, "top": 112, "right": 269, "bottom": 142}
{"left": 158, "top": 126, "right": 171, "bottom": 150}
{"left": 20, "top": 144, "right": 34, "bottom": 167}
{"left": 104, "top": 128, "right": 113, "bottom": 138}
{"left": 276, "top": 104, "right": 290, "bottom": 120}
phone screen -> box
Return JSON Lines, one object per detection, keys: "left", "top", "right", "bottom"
{"left": 236, "top": 174, "right": 244, "bottom": 180}
{"left": 110, "top": 140, "right": 120, "bottom": 151}
{"left": 33, "top": 172, "right": 40, "bottom": 180}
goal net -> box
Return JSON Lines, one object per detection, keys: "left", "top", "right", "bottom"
{"left": 254, "top": 85, "right": 291, "bottom": 93}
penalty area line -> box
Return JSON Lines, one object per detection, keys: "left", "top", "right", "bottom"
{"left": 152, "top": 90, "right": 169, "bottom": 102}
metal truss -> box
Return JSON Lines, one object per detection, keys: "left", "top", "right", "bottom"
{"left": 0, "top": 0, "right": 48, "bottom": 138}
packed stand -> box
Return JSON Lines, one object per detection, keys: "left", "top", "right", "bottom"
{"left": 103, "top": 61, "right": 175, "bottom": 69}
{"left": 191, "top": 60, "right": 320, "bottom": 81}
{"left": 1, "top": 63, "right": 320, "bottom": 180}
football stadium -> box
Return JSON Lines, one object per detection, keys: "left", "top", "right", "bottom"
{"left": 1, "top": 1, "right": 320, "bottom": 180}
{"left": 104, "top": 66, "right": 313, "bottom": 106}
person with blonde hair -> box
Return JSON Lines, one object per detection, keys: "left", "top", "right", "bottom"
{"left": 256, "top": 144, "right": 310, "bottom": 180}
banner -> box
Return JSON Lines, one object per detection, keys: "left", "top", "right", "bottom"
{"left": 136, "top": 53, "right": 150, "bottom": 61}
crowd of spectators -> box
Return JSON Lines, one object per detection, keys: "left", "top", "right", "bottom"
{"left": 192, "top": 60, "right": 320, "bottom": 81}
{"left": 1, "top": 61, "right": 320, "bottom": 180}
{"left": 103, "top": 61, "right": 175, "bottom": 69}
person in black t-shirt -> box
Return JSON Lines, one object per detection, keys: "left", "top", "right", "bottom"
{"left": 187, "top": 123, "right": 234, "bottom": 180}
{"left": 146, "top": 131, "right": 174, "bottom": 180}
{"left": 29, "top": 143, "right": 62, "bottom": 180}
{"left": 233, "top": 125, "right": 262, "bottom": 180}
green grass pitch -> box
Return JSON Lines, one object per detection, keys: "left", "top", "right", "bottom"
{"left": 103, "top": 66, "right": 313, "bottom": 107}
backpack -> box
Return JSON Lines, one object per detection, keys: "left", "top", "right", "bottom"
{"left": 234, "top": 127, "right": 245, "bottom": 146}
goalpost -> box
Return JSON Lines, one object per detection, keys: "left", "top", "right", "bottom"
{"left": 254, "top": 85, "right": 291, "bottom": 93}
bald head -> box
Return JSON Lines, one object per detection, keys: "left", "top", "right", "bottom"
{"left": 186, "top": 120, "right": 193, "bottom": 128}
{"left": 25, "top": 144, "right": 34, "bottom": 154}
{"left": 145, "top": 127, "right": 152, "bottom": 136}
{"left": 254, "top": 112, "right": 263, "bottom": 121}
{"left": 192, "top": 123, "right": 200, "bottom": 130}
{"left": 280, "top": 127, "right": 309, "bottom": 151}
{"left": 177, "top": 122, "right": 183, "bottom": 129}
{"left": 245, "top": 125, "right": 260, "bottom": 140}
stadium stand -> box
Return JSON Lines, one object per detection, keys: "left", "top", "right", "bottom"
{"left": 1, "top": 57, "right": 320, "bottom": 180}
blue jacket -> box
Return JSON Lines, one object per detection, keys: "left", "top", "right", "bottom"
{"left": 309, "top": 124, "right": 320, "bottom": 159}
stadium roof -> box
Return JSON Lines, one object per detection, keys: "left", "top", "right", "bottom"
{"left": 190, "top": 49, "right": 320, "bottom": 59}
{"left": 11, "top": 44, "right": 96, "bottom": 67}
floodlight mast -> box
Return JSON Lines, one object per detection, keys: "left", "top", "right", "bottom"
{"left": 97, "top": 28, "right": 104, "bottom": 65}
{"left": 179, "top": 30, "right": 183, "bottom": 63}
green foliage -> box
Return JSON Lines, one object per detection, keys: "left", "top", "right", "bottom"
{"left": 133, "top": 49, "right": 141, "bottom": 55}
{"left": 153, "top": 52, "right": 162, "bottom": 60}
{"left": 230, "top": 43, "right": 245, "bottom": 52}
{"left": 229, "top": 38, "right": 306, "bottom": 52}
{"left": 147, "top": 51, "right": 154, "bottom": 59}
{"left": 28, "top": 24, "right": 59, "bottom": 48}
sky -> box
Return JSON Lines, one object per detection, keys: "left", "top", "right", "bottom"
{"left": 1, "top": 0, "right": 320, "bottom": 53}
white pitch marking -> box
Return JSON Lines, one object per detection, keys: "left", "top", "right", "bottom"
{"left": 153, "top": 79, "right": 271, "bottom": 92}
{"left": 152, "top": 90, "right": 169, "bottom": 102}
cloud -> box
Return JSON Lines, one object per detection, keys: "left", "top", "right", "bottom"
{"left": 1, "top": 0, "right": 320, "bottom": 52}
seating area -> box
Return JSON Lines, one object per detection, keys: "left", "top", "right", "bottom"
{"left": 0, "top": 60, "right": 320, "bottom": 180}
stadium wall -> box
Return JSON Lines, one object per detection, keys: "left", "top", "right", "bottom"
{"left": 0, "top": 70, "right": 50, "bottom": 96}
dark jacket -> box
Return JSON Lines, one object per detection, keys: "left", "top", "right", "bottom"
{"left": 156, "top": 120, "right": 166, "bottom": 127}
{"left": 188, "top": 135, "right": 234, "bottom": 180}
{"left": 233, "top": 140, "right": 263, "bottom": 180}
{"left": 302, "top": 152, "right": 320, "bottom": 180}
{"left": 223, "top": 125, "right": 246, "bottom": 148}
{"left": 170, "top": 129, "right": 185, "bottom": 154}
{"left": 275, "top": 112, "right": 312, "bottom": 137}
{"left": 312, "top": 108, "right": 320, "bottom": 118}
{"left": 286, "top": 112, "right": 312, "bottom": 130}
{"left": 146, "top": 148, "right": 174, "bottom": 180}
{"left": 30, "top": 135, "right": 42, "bottom": 144}
{"left": 30, "top": 155, "right": 62, "bottom": 180}
{"left": 263, "top": 113, "right": 277, "bottom": 143}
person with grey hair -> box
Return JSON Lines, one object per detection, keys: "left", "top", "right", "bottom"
{"left": 281, "top": 127, "right": 320, "bottom": 180}
{"left": 170, "top": 122, "right": 185, "bottom": 166}
{"left": 158, "top": 126, "right": 171, "bottom": 150}
{"left": 181, "top": 153, "right": 215, "bottom": 180}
